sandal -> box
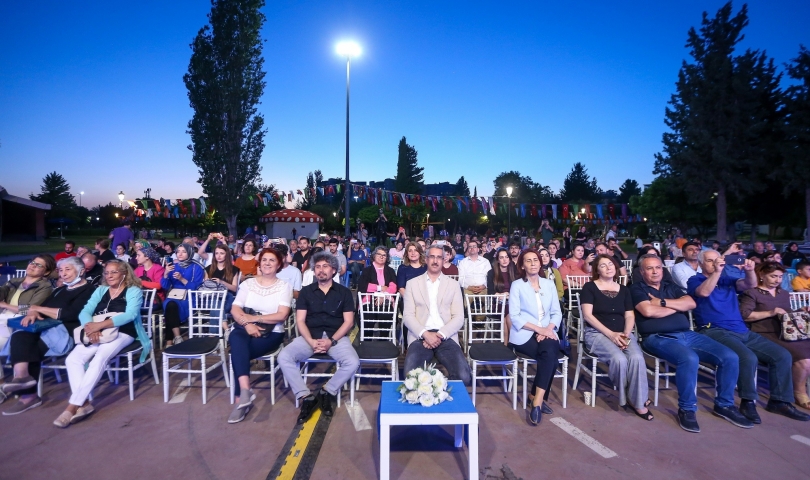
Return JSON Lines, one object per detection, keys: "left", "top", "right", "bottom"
{"left": 625, "top": 405, "right": 654, "bottom": 421}
{"left": 644, "top": 399, "right": 652, "bottom": 408}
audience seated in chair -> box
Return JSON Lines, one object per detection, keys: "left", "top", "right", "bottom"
{"left": 134, "top": 247, "right": 165, "bottom": 303}
{"left": 1, "top": 256, "right": 80, "bottom": 414}
{"left": 487, "top": 248, "right": 518, "bottom": 344}
{"left": 278, "top": 252, "right": 358, "bottom": 424}
{"left": 0, "top": 255, "right": 56, "bottom": 354}
{"left": 558, "top": 244, "right": 593, "bottom": 289}
{"left": 631, "top": 253, "right": 745, "bottom": 432}
{"left": 581, "top": 254, "right": 651, "bottom": 421}
{"left": 227, "top": 248, "right": 292, "bottom": 424}
{"left": 53, "top": 260, "right": 150, "bottom": 428}
{"left": 348, "top": 240, "right": 368, "bottom": 288}
{"left": 275, "top": 244, "right": 303, "bottom": 300}
{"left": 739, "top": 261, "right": 810, "bottom": 411}
{"left": 396, "top": 243, "right": 427, "bottom": 297}
{"left": 688, "top": 250, "right": 810, "bottom": 423}
{"left": 507, "top": 248, "right": 562, "bottom": 425}
{"left": 161, "top": 243, "right": 205, "bottom": 346}
{"left": 358, "top": 247, "right": 398, "bottom": 295}
{"left": 402, "top": 245, "right": 472, "bottom": 387}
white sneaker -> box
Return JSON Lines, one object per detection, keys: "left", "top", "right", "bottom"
{"left": 173, "top": 336, "right": 184, "bottom": 345}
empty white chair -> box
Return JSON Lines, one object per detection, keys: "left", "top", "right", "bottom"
{"left": 465, "top": 294, "right": 517, "bottom": 409}
{"left": 351, "top": 292, "right": 400, "bottom": 405}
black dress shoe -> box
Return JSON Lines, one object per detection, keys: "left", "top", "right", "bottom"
{"left": 765, "top": 401, "right": 810, "bottom": 421}
{"left": 529, "top": 405, "right": 543, "bottom": 425}
{"left": 739, "top": 399, "right": 762, "bottom": 424}
{"left": 320, "top": 390, "right": 336, "bottom": 417}
{"left": 713, "top": 405, "right": 754, "bottom": 428}
{"left": 296, "top": 394, "right": 320, "bottom": 424}
{"left": 541, "top": 402, "right": 553, "bottom": 415}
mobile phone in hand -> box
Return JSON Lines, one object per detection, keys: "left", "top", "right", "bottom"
{"left": 724, "top": 254, "right": 745, "bottom": 266}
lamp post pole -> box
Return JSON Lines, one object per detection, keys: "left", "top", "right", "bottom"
{"left": 343, "top": 55, "right": 351, "bottom": 239}
{"left": 506, "top": 186, "right": 513, "bottom": 239}
{"left": 337, "top": 41, "right": 360, "bottom": 240}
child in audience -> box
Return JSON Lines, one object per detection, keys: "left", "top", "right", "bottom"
{"left": 791, "top": 261, "right": 810, "bottom": 292}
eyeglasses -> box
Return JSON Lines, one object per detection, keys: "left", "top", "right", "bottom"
{"left": 29, "top": 261, "right": 45, "bottom": 269}
{"left": 103, "top": 271, "right": 123, "bottom": 276}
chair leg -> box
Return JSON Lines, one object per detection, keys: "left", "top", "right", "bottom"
{"left": 115, "top": 357, "right": 121, "bottom": 384}
{"left": 561, "top": 358, "right": 568, "bottom": 409}
{"left": 270, "top": 356, "right": 276, "bottom": 406}
{"left": 471, "top": 362, "right": 477, "bottom": 406}
{"left": 150, "top": 350, "right": 160, "bottom": 385}
{"left": 163, "top": 355, "right": 169, "bottom": 402}
{"left": 37, "top": 368, "right": 44, "bottom": 398}
{"left": 522, "top": 361, "right": 528, "bottom": 410}
{"left": 201, "top": 355, "right": 207, "bottom": 405}
{"left": 654, "top": 361, "right": 660, "bottom": 407}
{"left": 128, "top": 354, "right": 135, "bottom": 401}
{"left": 229, "top": 354, "right": 235, "bottom": 405}
{"left": 221, "top": 343, "right": 230, "bottom": 388}
{"left": 664, "top": 362, "right": 670, "bottom": 389}
{"left": 350, "top": 373, "right": 356, "bottom": 407}
{"left": 54, "top": 368, "right": 62, "bottom": 383}
{"left": 590, "top": 360, "right": 597, "bottom": 408}
{"left": 512, "top": 361, "right": 518, "bottom": 410}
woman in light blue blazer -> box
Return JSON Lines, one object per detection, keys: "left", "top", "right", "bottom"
{"left": 509, "top": 249, "right": 563, "bottom": 425}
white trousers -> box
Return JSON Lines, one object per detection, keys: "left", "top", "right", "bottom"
{"left": 66, "top": 333, "right": 133, "bottom": 406}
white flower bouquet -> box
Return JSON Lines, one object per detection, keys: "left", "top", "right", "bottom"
{"left": 397, "top": 362, "right": 453, "bottom": 407}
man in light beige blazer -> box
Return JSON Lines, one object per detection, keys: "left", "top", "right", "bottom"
{"left": 402, "top": 245, "right": 472, "bottom": 385}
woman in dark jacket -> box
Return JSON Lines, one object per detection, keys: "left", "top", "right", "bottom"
{"left": 358, "top": 247, "right": 398, "bottom": 294}
{"left": 0, "top": 256, "right": 95, "bottom": 414}
{"left": 487, "top": 248, "right": 518, "bottom": 344}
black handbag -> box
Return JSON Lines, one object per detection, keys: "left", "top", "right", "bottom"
{"left": 234, "top": 307, "right": 274, "bottom": 338}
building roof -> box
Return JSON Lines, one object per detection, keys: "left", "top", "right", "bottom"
{"left": 260, "top": 209, "right": 323, "bottom": 223}
{"left": 0, "top": 185, "right": 51, "bottom": 210}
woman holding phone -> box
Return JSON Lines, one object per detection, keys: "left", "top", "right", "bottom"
{"left": 580, "top": 254, "right": 651, "bottom": 420}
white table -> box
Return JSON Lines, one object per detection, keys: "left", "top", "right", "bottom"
{"left": 378, "top": 380, "right": 478, "bottom": 480}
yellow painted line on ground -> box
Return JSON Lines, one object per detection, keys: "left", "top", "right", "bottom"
{"left": 274, "top": 409, "right": 323, "bottom": 480}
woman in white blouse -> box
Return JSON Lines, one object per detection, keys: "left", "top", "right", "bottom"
{"left": 227, "top": 248, "right": 292, "bottom": 424}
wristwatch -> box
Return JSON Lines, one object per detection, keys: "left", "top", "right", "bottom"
{"left": 330, "top": 337, "right": 338, "bottom": 347}
{"left": 660, "top": 298, "right": 667, "bottom": 307}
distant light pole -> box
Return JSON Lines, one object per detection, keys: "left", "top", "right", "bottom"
{"left": 79, "top": 191, "right": 84, "bottom": 207}
{"left": 118, "top": 191, "right": 125, "bottom": 208}
{"left": 506, "top": 186, "right": 513, "bottom": 238}
{"left": 336, "top": 40, "right": 361, "bottom": 240}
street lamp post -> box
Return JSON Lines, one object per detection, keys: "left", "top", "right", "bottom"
{"left": 118, "top": 191, "right": 125, "bottom": 208}
{"left": 79, "top": 191, "right": 84, "bottom": 207}
{"left": 506, "top": 186, "right": 513, "bottom": 238}
{"left": 336, "top": 41, "right": 361, "bottom": 240}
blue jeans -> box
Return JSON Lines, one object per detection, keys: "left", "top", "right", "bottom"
{"left": 701, "top": 328, "right": 795, "bottom": 403}
{"left": 642, "top": 331, "right": 739, "bottom": 412}
{"left": 404, "top": 339, "right": 472, "bottom": 386}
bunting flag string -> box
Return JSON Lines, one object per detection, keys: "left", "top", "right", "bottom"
{"left": 116, "top": 182, "right": 641, "bottom": 224}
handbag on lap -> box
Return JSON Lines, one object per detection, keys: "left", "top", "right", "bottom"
{"left": 73, "top": 313, "right": 120, "bottom": 346}
{"left": 780, "top": 311, "right": 810, "bottom": 342}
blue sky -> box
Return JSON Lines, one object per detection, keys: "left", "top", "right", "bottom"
{"left": 1, "top": 1, "right": 807, "bottom": 208}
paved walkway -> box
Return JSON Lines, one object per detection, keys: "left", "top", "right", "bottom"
{"left": 2, "top": 353, "right": 810, "bottom": 480}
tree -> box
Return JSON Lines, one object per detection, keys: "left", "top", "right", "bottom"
{"left": 453, "top": 176, "right": 470, "bottom": 196}
{"left": 559, "top": 162, "right": 602, "bottom": 202}
{"left": 630, "top": 176, "right": 715, "bottom": 236}
{"left": 654, "top": 3, "right": 782, "bottom": 241}
{"left": 184, "top": 0, "right": 267, "bottom": 235}
{"left": 394, "top": 136, "right": 424, "bottom": 194}
{"left": 781, "top": 45, "right": 810, "bottom": 241}
{"left": 616, "top": 179, "right": 642, "bottom": 204}
{"left": 30, "top": 171, "right": 77, "bottom": 223}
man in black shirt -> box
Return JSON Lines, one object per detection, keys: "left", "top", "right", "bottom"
{"left": 292, "top": 236, "right": 312, "bottom": 271}
{"left": 81, "top": 252, "right": 104, "bottom": 286}
{"left": 278, "top": 252, "right": 358, "bottom": 423}
{"left": 630, "top": 253, "right": 750, "bottom": 433}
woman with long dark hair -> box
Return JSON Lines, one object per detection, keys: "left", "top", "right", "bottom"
{"left": 488, "top": 248, "right": 518, "bottom": 344}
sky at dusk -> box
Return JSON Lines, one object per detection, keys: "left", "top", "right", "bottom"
{"left": 1, "top": 1, "right": 808, "bottom": 209}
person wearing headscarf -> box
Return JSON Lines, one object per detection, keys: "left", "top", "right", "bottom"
{"left": 160, "top": 243, "right": 204, "bottom": 346}
{"left": 128, "top": 239, "right": 151, "bottom": 269}
{"left": 134, "top": 246, "right": 166, "bottom": 302}
{"left": 783, "top": 242, "right": 807, "bottom": 269}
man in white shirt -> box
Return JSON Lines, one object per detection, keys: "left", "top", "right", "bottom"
{"left": 457, "top": 240, "right": 491, "bottom": 296}
{"left": 275, "top": 244, "right": 303, "bottom": 299}
{"left": 402, "top": 245, "right": 471, "bottom": 385}
{"left": 672, "top": 241, "right": 702, "bottom": 289}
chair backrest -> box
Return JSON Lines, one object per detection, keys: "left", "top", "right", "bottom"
{"left": 465, "top": 294, "right": 506, "bottom": 352}
{"left": 787, "top": 272, "right": 796, "bottom": 284}
{"left": 618, "top": 275, "right": 628, "bottom": 286}
{"left": 389, "top": 257, "right": 403, "bottom": 273}
{"left": 446, "top": 274, "right": 459, "bottom": 282}
{"left": 187, "top": 290, "right": 227, "bottom": 338}
{"left": 160, "top": 257, "right": 168, "bottom": 267}
{"left": 566, "top": 275, "right": 590, "bottom": 290}
{"left": 15, "top": 269, "right": 26, "bottom": 278}
{"left": 687, "top": 310, "right": 695, "bottom": 331}
{"left": 664, "top": 259, "right": 675, "bottom": 267}
{"left": 790, "top": 292, "right": 810, "bottom": 310}
{"left": 357, "top": 292, "right": 400, "bottom": 343}
{"left": 622, "top": 260, "right": 633, "bottom": 271}
{"left": 575, "top": 294, "right": 586, "bottom": 342}
{"left": 141, "top": 288, "right": 156, "bottom": 338}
